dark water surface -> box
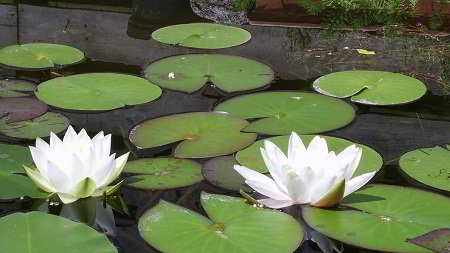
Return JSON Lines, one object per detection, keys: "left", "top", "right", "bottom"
{"left": 0, "top": 1, "right": 449, "bottom": 253}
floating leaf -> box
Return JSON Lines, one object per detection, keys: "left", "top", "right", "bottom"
{"left": 124, "top": 158, "right": 203, "bottom": 190}
{"left": 214, "top": 91, "right": 355, "bottom": 135}
{"left": 0, "top": 43, "right": 85, "bottom": 69}
{"left": 202, "top": 155, "right": 252, "bottom": 192}
{"left": 399, "top": 145, "right": 450, "bottom": 192}
{"left": 356, "top": 49, "right": 375, "bottom": 55}
{"left": 138, "top": 192, "right": 304, "bottom": 253}
{"left": 0, "top": 212, "right": 117, "bottom": 253}
{"left": 313, "top": 71, "right": 427, "bottom": 105}
{"left": 0, "top": 79, "right": 36, "bottom": 97}
{"left": 236, "top": 134, "right": 383, "bottom": 173}
{"left": 406, "top": 228, "right": 450, "bottom": 253}
{"left": 0, "top": 112, "right": 69, "bottom": 140}
{"left": 0, "top": 97, "right": 48, "bottom": 123}
{"left": 144, "top": 54, "right": 274, "bottom": 93}
{"left": 129, "top": 112, "right": 256, "bottom": 158}
{"left": 303, "top": 184, "right": 450, "bottom": 253}
{"left": 0, "top": 143, "right": 33, "bottom": 173}
{"left": 35, "top": 73, "right": 162, "bottom": 111}
{"left": 152, "top": 23, "right": 251, "bottom": 49}
{"left": 0, "top": 172, "right": 48, "bottom": 199}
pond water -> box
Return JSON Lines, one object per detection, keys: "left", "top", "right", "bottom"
{"left": 0, "top": 1, "right": 449, "bottom": 253}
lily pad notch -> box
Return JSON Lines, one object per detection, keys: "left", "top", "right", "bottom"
{"left": 0, "top": 43, "right": 85, "bottom": 70}
{"left": 313, "top": 71, "right": 427, "bottom": 105}
{"left": 144, "top": 54, "right": 274, "bottom": 94}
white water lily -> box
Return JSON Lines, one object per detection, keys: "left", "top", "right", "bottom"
{"left": 24, "top": 126, "right": 129, "bottom": 204}
{"left": 234, "top": 132, "right": 376, "bottom": 208}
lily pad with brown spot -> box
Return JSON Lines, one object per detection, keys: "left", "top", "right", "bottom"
{"left": 129, "top": 112, "right": 257, "bottom": 158}
{"left": 0, "top": 97, "right": 48, "bottom": 123}
{"left": 124, "top": 158, "right": 203, "bottom": 190}
{"left": 202, "top": 156, "right": 252, "bottom": 192}
{"left": 0, "top": 79, "right": 36, "bottom": 97}
{"left": 302, "top": 184, "right": 450, "bottom": 253}
{"left": 0, "top": 112, "right": 69, "bottom": 140}
{"left": 0, "top": 43, "right": 85, "bottom": 70}
{"left": 144, "top": 54, "right": 274, "bottom": 93}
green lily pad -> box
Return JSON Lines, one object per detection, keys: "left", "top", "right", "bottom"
{"left": 151, "top": 23, "right": 251, "bottom": 49}
{"left": 0, "top": 43, "right": 85, "bottom": 69}
{"left": 0, "top": 97, "right": 48, "bottom": 123}
{"left": 35, "top": 73, "right": 162, "bottom": 111}
{"left": 0, "top": 79, "right": 36, "bottom": 97}
{"left": 144, "top": 54, "right": 274, "bottom": 93}
{"left": 0, "top": 172, "right": 48, "bottom": 199}
{"left": 302, "top": 184, "right": 450, "bottom": 253}
{"left": 406, "top": 228, "right": 450, "bottom": 253}
{"left": 129, "top": 112, "right": 257, "bottom": 158}
{"left": 399, "top": 145, "right": 450, "bottom": 192}
{"left": 0, "top": 112, "right": 69, "bottom": 140}
{"left": 138, "top": 192, "right": 303, "bottom": 253}
{"left": 202, "top": 155, "right": 252, "bottom": 192}
{"left": 214, "top": 91, "right": 355, "bottom": 135}
{"left": 0, "top": 211, "right": 117, "bottom": 253}
{"left": 124, "top": 158, "right": 204, "bottom": 190}
{"left": 236, "top": 134, "right": 383, "bottom": 173}
{"left": 312, "top": 71, "right": 427, "bottom": 105}
{"left": 0, "top": 143, "right": 33, "bottom": 173}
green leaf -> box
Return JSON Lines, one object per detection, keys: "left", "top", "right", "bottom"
{"left": 0, "top": 43, "right": 85, "bottom": 69}
{"left": 129, "top": 112, "right": 257, "bottom": 158}
{"left": 138, "top": 192, "right": 304, "bottom": 253}
{"left": 214, "top": 91, "right": 355, "bottom": 135}
{"left": 0, "top": 172, "right": 48, "bottom": 199}
{"left": 302, "top": 184, "right": 450, "bottom": 253}
{"left": 0, "top": 143, "right": 33, "bottom": 174}
{"left": 0, "top": 211, "right": 117, "bottom": 253}
{"left": 35, "top": 73, "right": 162, "bottom": 111}
{"left": 202, "top": 155, "right": 252, "bottom": 192}
{"left": 0, "top": 112, "right": 69, "bottom": 140}
{"left": 236, "top": 134, "right": 383, "bottom": 174}
{"left": 144, "top": 54, "right": 274, "bottom": 93}
{"left": 0, "top": 97, "right": 48, "bottom": 123}
{"left": 399, "top": 145, "right": 450, "bottom": 192}
{"left": 313, "top": 71, "right": 427, "bottom": 105}
{"left": 124, "top": 158, "right": 204, "bottom": 190}
{"left": 152, "top": 23, "right": 251, "bottom": 49}
{"left": 0, "top": 79, "right": 36, "bottom": 97}
{"left": 406, "top": 228, "right": 450, "bottom": 253}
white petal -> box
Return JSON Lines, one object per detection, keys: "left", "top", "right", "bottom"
{"left": 29, "top": 146, "right": 48, "bottom": 176}
{"left": 23, "top": 166, "right": 55, "bottom": 193}
{"left": 309, "top": 174, "right": 340, "bottom": 203}
{"left": 92, "top": 154, "right": 116, "bottom": 187}
{"left": 286, "top": 168, "right": 314, "bottom": 203}
{"left": 49, "top": 132, "right": 63, "bottom": 149}
{"left": 57, "top": 193, "right": 79, "bottom": 204}
{"left": 246, "top": 180, "right": 291, "bottom": 201}
{"left": 77, "top": 128, "right": 93, "bottom": 147}
{"left": 46, "top": 160, "right": 72, "bottom": 193}
{"left": 344, "top": 171, "right": 376, "bottom": 197}
{"left": 62, "top": 126, "right": 77, "bottom": 143}
{"left": 341, "top": 146, "right": 363, "bottom": 180}
{"left": 287, "top": 132, "right": 307, "bottom": 165}
{"left": 259, "top": 198, "right": 296, "bottom": 208}
{"left": 102, "top": 134, "right": 112, "bottom": 157}
{"left": 260, "top": 146, "right": 288, "bottom": 193}
{"left": 35, "top": 137, "right": 50, "bottom": 151}
{"left": 307, "top": 136, "right": 328, "bottom": 157}
{"left": 102, "top": 152, "right": 129, "bottom": 187}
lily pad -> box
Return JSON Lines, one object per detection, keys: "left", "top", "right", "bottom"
{"left": 236, "top": 134, "right": 383, "bottom": 173}
{"left": 214, "top": 91, "right": 355, "bottom": 135}
{"left": 0, "top": 172, "right": 48, "bottom": 199}
{"left": 312, "top": 71, "right": 427, "bottom": 105}
{"left": 0, "top": 112, "right": 69, "bottom": 140}
{"left": 399, "top": 145, "right": 450, "bottom": 192}
{"left": 124, "top": 158, "right": 203, "bottom": 190}
{"left": 138, "top": 192, "right": 303, "bottom": 253}
{"left": 35, "top": 73, "right": 162, "bottom": 111}
{"left": 0, "top": 97, "right": 48, "bottom": 123}
{"left": 302, "top": 184, "right": 450, "bottom": 253}
{"left": 0, "top": 79, "right": 36, "bottom": 97}
{"left": 0, "top": 211, "right": 117, "bottom": 253}
{"left": 202, "top": 156, "right": 252, "bottom": 192}
{"left": 129, "top": 112, "right": 257, "bottom": 158}
{"left": 151, "top": 23, "right": 251, "bottom": 49}
{"left": 406, "top": 228, "right": 450, "bottom": 253}
{"left": 0, "top": 43, "right": 85, "bottom": 69}
{"left": 0, "top": 143, "right": 33, "bottom": 173}
{"left": 144, "top": 54, "right": 274, "bottom": 93}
